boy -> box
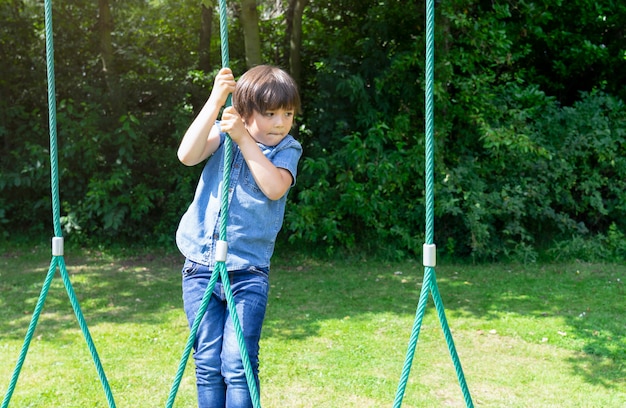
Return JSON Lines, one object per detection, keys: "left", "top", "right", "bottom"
{"left": 176, "top": 65, "right": 302, "bottom": 408}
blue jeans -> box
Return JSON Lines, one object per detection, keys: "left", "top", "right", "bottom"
{"left": 182, "top": 259, "right": 269, "bottom": 408}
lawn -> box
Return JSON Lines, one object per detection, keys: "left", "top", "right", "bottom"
{"left": 1, "top": 243, "right": 624, "bottom": 407}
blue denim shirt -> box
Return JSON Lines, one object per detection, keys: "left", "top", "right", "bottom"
{"left": 176, "top": 128, "right": 302, "bottom": 271}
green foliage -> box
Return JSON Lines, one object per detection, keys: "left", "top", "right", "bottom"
{"left": 0, "top": 97, "right": 194, "bottom": 244}
{"left": 288, "top": 118, "right": 424, "bottom": 257}
{"left": 509, "top": 0, "right": 626, "bottom": 104}
{"left": 436, "top": 87, "right": 626, "bottom": 261}
{"left": 288, "top": 1, "right": 626, "bottom": 261}
{"left": 0, "top": 0, "right": 205, "bottom": 244}
{"left": 2, "top": 0, "right": 626, "bottom": 261}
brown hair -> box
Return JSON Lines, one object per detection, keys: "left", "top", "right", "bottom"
{"left": 232, "top": 65, "right": 301, "bottom": 120}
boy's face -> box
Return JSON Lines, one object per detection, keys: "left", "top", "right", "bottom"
{"left": 244, "top": 108, "right": 295, "bottom": 147}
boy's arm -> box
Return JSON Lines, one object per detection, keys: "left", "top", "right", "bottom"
{"left": 235, "top": 136, "right": 294, "bottom": 201}
{"left": 219, "top": 107, "right": 294, "bottom": 200}
{"left": 177, "top": 68, "right": 236, "bottom": 166}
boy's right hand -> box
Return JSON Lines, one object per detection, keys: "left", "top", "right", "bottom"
{"left": 210, "top": 68, "right": 236, "bottom": 107}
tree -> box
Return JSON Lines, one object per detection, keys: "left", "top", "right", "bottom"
{"left": 286, "top": 0, "right": 309, "bottom": 86}
{"left": 2, "top": 0, "right": 626, "bottom": 259}
{"left": 98, "top": 0, "right": 122, "bottom": 117}
{"left": 240, "top": 0, "right": 262, "bottom": 67}
{"left": 199, "top": 1, "right": 215, "bottom": 71}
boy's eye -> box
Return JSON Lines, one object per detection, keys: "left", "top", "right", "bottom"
{"left": 262, "top": 110, "right": 294, "bottom": 118}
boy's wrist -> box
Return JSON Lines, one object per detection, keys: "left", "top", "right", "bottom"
{"left": 207, "top": 94, "right": 227, "bottom": 109}
{"left": 231, "top": 129, "right": 254, "bottom": 146}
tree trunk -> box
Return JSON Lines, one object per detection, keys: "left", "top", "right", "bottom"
{"left": 98, "top": 0, "right": 122, "bottom": 118}
{"left": 240, "top": 0, "right": 262, "bottom": 68}
{"left": 286, "top": 0, "right": 308, "bottom": 87}
{"left": 199, "top": 1, "right": 214, "bottom": 72}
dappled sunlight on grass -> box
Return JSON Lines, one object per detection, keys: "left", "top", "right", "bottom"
{"left": 1, "top": 246, "right": 625, "bottom": 407}
{"left": 0, "top": 249, "right": 184, "bottom": 340}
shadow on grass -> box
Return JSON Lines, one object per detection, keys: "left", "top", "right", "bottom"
{"left": 0, "top": 245, "right": 186, "bottom": 342}
{"left": 263, "top": 257, "right": 625, "bottom": 391}
{"left": 1, "top": 245, "right": 624, "bottom": 391}
{"left": 445, "top": 263, "right": 624, "bottom": 389}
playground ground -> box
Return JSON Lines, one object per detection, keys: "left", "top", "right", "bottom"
{"left": 1, "top": 244, "right": 624, "bottom": 407}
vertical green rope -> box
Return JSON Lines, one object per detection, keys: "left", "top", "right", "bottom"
{"left": 424, "top": 1, "right": 436, "bottom": 250}
{"left": 2, "top": 1, "right": 116, "bottom": 407}
{"left": 393, "top": 0, "right": 474, "bottom": 406}
{"left": 46, "top": 0, "right": 61, "bottom": 240}
{"left": 215, "top": 1, "right": 260, "bottom": 404}
{"left": 167, "top": 0, "right": 260, "bottom": 406}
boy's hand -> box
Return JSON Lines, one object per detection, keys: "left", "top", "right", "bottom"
{"left": 220, "top": 106, "right": 250, "bottom": 145}
{"left": 210, "top": 68, "right": 236, "bottom": 107}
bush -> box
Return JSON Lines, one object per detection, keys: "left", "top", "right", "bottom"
{"left": 436, "top": 88, "right": 626, "bottom": 260}
{"left": 0, "top": 98, "right": 196, "bottom": 246}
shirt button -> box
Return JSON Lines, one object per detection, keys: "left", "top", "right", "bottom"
{"left": 213, "top": 233, "right": 219, "bottom": 239}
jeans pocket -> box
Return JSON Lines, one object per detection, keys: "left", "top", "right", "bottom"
{"left": 181, "top": 258, "right": 200, "bottom": 277}
{"left": 247, "top": 266, "right": 269, "bottom": 279}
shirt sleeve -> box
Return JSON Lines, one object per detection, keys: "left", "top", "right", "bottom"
{"left": 270, "top": 137, "right": 303, "bottom": 186}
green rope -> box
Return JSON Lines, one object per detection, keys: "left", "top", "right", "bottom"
{"left": 393, "top": 1, "right": 474, "bottom": 406}
{"left": 166, "top": 269, "right": 221, "bottom": 408}
{"left": 430, "top": 273, "right": 474, "bottom": 406}
{"left": 1, "top": 259, "right": 56, "bottom": 408}
{"left": 166, "top": 0, "right": 261, "bottom": 406}
{"left": 2, "top": 1, "right": 116, "bottom": 407}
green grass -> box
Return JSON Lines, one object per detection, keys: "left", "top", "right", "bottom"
{"left": 1, "top": 244, "right": 624, "bottom": 407}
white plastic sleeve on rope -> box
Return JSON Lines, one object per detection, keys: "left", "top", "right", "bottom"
{"left": 52, "top": 237, "right": 64, "bottom": 256}
{"left": 423, "top": 243, "right": 436, "bottom": 267}
{"left": 215, "top": 240, "right": 228, "bottom": 262}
